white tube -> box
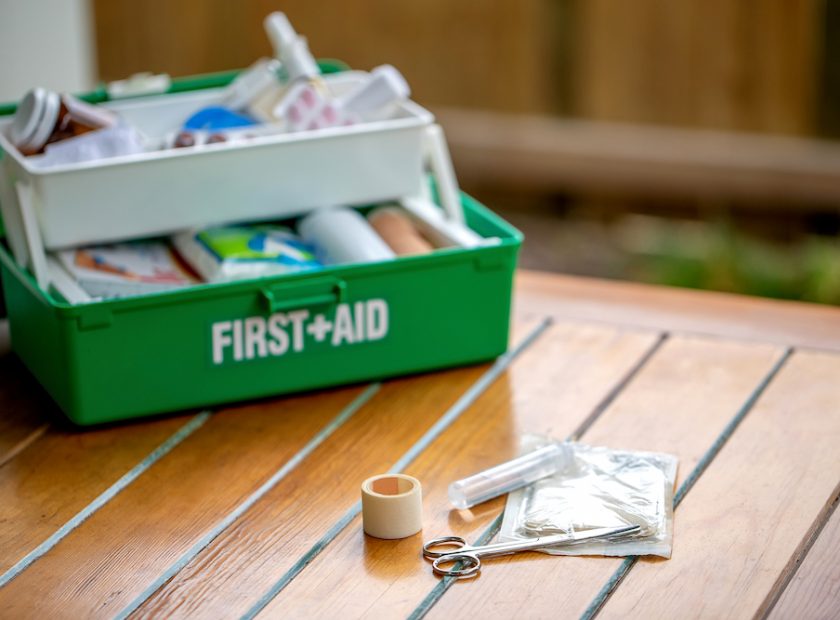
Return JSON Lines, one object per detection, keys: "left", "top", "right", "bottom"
{"left": 448, "top": 444, "right": 571, "bottom": 509}
{"left": 298, "top": 207, "right": 395, "bottom": 265}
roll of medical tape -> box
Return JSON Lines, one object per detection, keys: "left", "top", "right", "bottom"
{"left": 361, "top": 473, "right": 423, "bottom": 539}
{"left": 368, "top": 207, "right": 434, "bottom": 256}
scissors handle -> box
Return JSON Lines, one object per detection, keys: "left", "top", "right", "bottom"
{"left": 432, "top": 553, "right": 481, "bottom": 578}
{"left": 423, "top": 536, "right": 468, "bottom": 559}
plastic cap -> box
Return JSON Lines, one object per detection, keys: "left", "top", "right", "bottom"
{"left": 264, "top": 12, "right": 298, "bottom": 58}
{"left": 338, "top": 65, "right": 410, "bottom": 116}
{"left": 10, "top": 88, "right": 60, "bottom": 154}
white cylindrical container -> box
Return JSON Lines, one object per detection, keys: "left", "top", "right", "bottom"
{"left": 299, "top": 207, "right": 395, "bottom": 265}
{"left": 361, "top": 473, "right": 423, "bottom": 539}
{"left": 448, "top": 444, "right": 571, "bottom": 509}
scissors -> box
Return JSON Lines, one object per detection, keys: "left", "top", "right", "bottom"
{"left": 422, "top": 524, "right": 641, "bottom": 578}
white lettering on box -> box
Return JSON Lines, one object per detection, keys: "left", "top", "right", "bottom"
{"left": 367, "top": 299, "right": 388, "bottom": 340}
{"left": 210, "top": 299, "right": 391, "bottom": 365}
{"left": 212, "top": 321, "right": 233, "bottom": 365}
{"left": 267, "top": 314, "right": 289, "bottom": 355}
{"left": 244, "top": 316, "right": 267, "bottom": 359}
{"left": 332, "top": 304, "right": 355, "bottom": 346}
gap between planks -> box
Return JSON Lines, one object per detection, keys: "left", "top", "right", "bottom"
{"left": 0, "top": 412, "right": 212, "bottom": 588}
{"left": 765, "top": 483, "right": 840, "bottom": 619}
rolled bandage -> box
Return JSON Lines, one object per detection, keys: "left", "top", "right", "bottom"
{"left": 368, "top": 207, "right": 434, "bottom": 256}
{"left": 299, "top": 207, "right": 395, "bottom": 265}
{"left": 361, "top": 474, "right": 423, "bottom": 539}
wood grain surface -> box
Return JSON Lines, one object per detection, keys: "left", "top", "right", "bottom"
{"left": 425, "top": 336, "right": 784, "bottom": 619}
{"left": 256, "top": 323, "right": 661, "bottom": 618}
{"left": 3, "top": 273, "right": 840, "bottom": 618}
{"left": 0, "top": 386, "right": 369, "bottom": 618}
{"left": 514, "top": 270, "right": 840, "bottom": 351}
{"left": 768, "top": 498, "right": 840, "bottom": 620}
{"left": 598, "top": 349, "right": 840, "bottom": 619}
{"left": 132, "top": 364, "right": 491, "bottom": 619}
{"left": 0, "top": 412, "right": 192, "bottom": 575}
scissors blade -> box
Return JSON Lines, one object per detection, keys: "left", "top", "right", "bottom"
{"left": 552, "top": 524, "right": 641, "bottom": 545}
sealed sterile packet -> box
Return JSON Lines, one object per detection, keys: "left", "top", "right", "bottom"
{"left": 499, "top": 436, "right": 678, "bottom": 558}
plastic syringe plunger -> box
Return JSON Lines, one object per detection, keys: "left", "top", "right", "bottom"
{"left": 448, "top": 443, "right": 571, "bottom": 509}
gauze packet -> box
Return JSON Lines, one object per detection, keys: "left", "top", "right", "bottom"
{"left": 499, "top": 436, "right": 678, "bottom": 558}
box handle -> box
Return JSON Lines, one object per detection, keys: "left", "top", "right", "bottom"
{"left": 260, "top": 277, "right": 347, "bottom": 314}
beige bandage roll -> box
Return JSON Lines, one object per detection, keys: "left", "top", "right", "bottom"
{"left": 368, "top": 207, "right": 434, "bottom": 256}
{"left": 361, "top": 473, "right": 423, "bottom": 539}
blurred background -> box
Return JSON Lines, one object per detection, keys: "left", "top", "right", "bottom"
{"left": 2, "top": 0, "right": 839, "bottom": 303}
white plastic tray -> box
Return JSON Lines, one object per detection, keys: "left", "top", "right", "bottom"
{"left": 0, "top": 71, "right": 434, "bottom": 252}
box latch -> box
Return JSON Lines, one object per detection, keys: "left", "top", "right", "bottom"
{"left": 260, "top": 276, "right": 347, "bottom": 314}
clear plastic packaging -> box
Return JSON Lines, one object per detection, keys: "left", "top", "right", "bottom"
{"left": 499, "top": 436, "right": 678, "bottom": 558}
{"left": 449, "top": 444, "right": 571, "bottom": 509}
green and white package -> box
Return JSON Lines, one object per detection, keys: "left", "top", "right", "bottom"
{"left": 173, "top": 224, "right": 321, "bottom": 282}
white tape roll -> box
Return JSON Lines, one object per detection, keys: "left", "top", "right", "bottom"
{"left": 361, "top": 474, "right": 423, "bottom": 539}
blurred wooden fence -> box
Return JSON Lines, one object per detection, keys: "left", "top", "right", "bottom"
{"left": 93, "top": 0, "right": 834, "bottom": 202}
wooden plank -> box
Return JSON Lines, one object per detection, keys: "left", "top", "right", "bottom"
{"left": 437, "top": 108, "right": 840, "bottom": 206}
{"left": 420, "top": 335, "right": 783, "bottom": 619}
{"left": 0, "top": 411, "right": 194, "bottom": 574}
{"left": 255, "top": 323, "right": 664, "bottom": 618}
{"left": 598, "top": 349, "right": 840, "bottom": 619}
{"left": 514, "top": 270, "right": 840, "bottom": 352}
{"left": 768, "top": 499, "right": 840, "bottom": 620}
{"left": 0, "top": 385, "right": 370, "bottom": 617}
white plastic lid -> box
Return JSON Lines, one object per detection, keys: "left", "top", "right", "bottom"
{"left": 10, "top": 87, "right": 60, "bottom": 153}
{"left": 264, "top": 12, "right": 297, "bottom": 59}
{"left": 338, "top": 65, "right": 410, "bottom": 116}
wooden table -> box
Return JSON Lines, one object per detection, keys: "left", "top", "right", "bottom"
{"left": 1, "top": 271, "right": 839, "bottom": 619}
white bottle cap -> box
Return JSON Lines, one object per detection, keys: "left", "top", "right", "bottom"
{"left": 338, "top": 65, "right": 410, "bottom": 117}
{"left": 10, "top": 88, "right": 60, "bottom": 154}
{"left": 264, "top": 12, "right": 298, "bottom": 59}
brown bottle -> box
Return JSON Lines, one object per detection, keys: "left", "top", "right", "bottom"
{"left": 9, "top": 88, "right": 116, "bottom": 156}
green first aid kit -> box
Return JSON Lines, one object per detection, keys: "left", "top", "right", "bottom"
{"left": 0, "top": 65, "right": 521, "bottom": 426}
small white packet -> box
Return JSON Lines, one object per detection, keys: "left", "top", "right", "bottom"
{"left": 34, "top": 125, "right": 146, "bottom": 168}
{"left": 499, "top": 436, "right": 678, "bottom": 558}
